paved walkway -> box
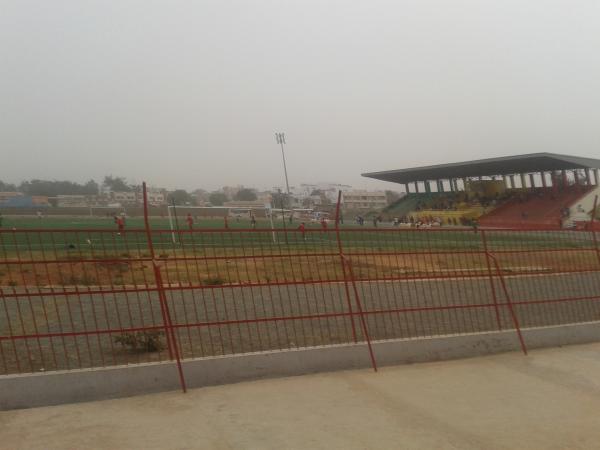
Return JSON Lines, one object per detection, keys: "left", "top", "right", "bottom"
{"left": 2, "top": 343, "right": 600, "bottom": 449}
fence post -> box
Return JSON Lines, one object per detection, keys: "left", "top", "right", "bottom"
{"left": 142, "top": 182, "right": 187, "bottom": 393}
{"left": 334, "top": 191, "right": 358, "bottom": 343}
{"left": 342, "top": 256, "right": 378, "bottom": 372}
{"left": 590, "top": 195, "right": 600, "bottom": 266}
{"left": 480, "top": 230, "right": 503, "bottom": 330}
{"left": 488, "top": 253, "right": 528, "bottom": 355}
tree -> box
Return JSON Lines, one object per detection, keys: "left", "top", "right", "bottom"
{"left": 385, "top": 190, "right": 402, "bottom": 205}
{"left": 233, "top": 188, "right": 257, "bottom": 201}
{"left": 103, "top": 176, "right": 132, "bottom": 192}
{"left": 169, "top": 189, "right": 194, "bottom": 206}
{"left": 209, "top": 192, "right": 228, "bottom": 206}
{"left": 83, "top": 180, "right": 100, "bottom": 195}
{"left": 19, "top": 179, "right": 99, "bottom": 196}
{"left": 271, "top": 191, "right": 293, "bottom": 209}
{"left": 0, "top": 180, "right": 17, "bottom": 192}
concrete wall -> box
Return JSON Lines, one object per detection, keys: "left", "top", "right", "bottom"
{"left": 2, "top": 322, "right": 600, "bottom": 410}
{"left": 569, "top": 185, "right": 600, "bottom": 217}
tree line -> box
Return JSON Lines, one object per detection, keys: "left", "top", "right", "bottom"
{"left": 0, "top": 176, "right": 141, "bottom": 196}
{"left": 0, "top": 177, "right": 259, "bottom": 206}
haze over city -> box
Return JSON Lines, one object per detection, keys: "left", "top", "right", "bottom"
{"left": 4, "top": 2, "right": 600, "bottom": 448}
{"left": 2, "top": 0, "right": 600, "bottom": 192}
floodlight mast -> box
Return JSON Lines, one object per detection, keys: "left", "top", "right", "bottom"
{"left": 275, "top": 132, "right": 291, "bottom": 195}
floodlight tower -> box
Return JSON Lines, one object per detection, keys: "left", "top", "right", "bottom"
{"left": 275, "top": 132, "right": 291, "bottom": 195}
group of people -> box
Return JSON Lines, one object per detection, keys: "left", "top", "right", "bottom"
{"left": 296, "top": 217, "right": 330, "bottom": 240}
{"left": 183, "top": 213, "right": 259, "bottom": 231}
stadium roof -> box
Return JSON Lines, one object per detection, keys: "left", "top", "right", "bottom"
{"left": 362, "top": 153, "right": 600, "bottom": 184}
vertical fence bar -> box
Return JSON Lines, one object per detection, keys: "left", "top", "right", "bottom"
{"left": 142, "top": 182, "right": 187, "bottom": 392}
{"left": 481, "top": 230, "right": 503, "bottom": 330}
{"left": 342, "top": 256, "right": 378, "bottom": 372}
{"left": 488, "top": 254, "right": 528, "bottom": 355}
{"left": 590, "top": 196, "right": 600, "bottom": 266}
{"left": 334, "top": 191, "right": 358, "bottom": 343}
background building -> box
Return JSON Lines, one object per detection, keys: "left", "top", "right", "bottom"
{"left": 342, "top": 190, "right": 387, "bottom": 211}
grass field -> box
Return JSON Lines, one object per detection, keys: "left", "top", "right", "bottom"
{"left": 1, "top": 215, "right": 599, "bottom": 375}
{"left": 0, "top": 215, "right": 596, "bottom": 252}
{"left": 0, "top": 215, "right": 597, "bottom": 289}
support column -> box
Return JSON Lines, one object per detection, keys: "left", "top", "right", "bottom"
{"left": 424, "top": 181, "right": 431, "bottom": 193}
{"left": 574, "top": 169, "right": 580, "bottom": 186}
{"left": 551, "top": 171, "right": 560, "bottom": 193}
{"left": 541, "top": 172, "right": 547, "bottom": 188}
{"left": 586, "top": 168, "right": 592, "bottom": 186}
{"left": 520, "top": 173, "right": 527, "bottom": 189}
{"left": 529, "top": 173, "right": 535, "bottom": 189}
{"left": 437, "top": 180, "right": 444, "bottom": 193}
{"left": 562, "top": 170, "right": 568, "bottom": 189}
{"left": 414, "top": 182, "right": 420, "bottom": 193}
{"left": 509, "top": 175, "right": 515, "bottom": 189}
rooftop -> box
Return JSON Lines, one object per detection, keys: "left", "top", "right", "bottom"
{"left": 362, "top": 152, "right": 600, "bottom": 185}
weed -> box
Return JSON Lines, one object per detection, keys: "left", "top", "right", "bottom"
{"left": 115, "top": 331, "right": 164, "bottom": 352}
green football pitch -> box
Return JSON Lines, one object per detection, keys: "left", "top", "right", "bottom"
{"left": 0, "top": 215, "right": 594, "bottom": 255}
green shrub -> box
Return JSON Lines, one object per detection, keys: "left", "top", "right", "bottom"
{"left": 115, "top": 331, "right": 164, "bottom": 352}
{"left": 203, "top": 276, "right": 225, "bottom": 286}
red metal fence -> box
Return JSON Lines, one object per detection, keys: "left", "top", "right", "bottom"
{"left": 1, "top": 185, "right": 600, "bottom": 393}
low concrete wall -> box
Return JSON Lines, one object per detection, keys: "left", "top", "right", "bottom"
{"left": 2, "top": 322, "right": 599, "bottom": 410}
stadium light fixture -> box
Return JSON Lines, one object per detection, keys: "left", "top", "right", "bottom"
{"left": 275, "top": 132, "right": 291, "bottom": 195}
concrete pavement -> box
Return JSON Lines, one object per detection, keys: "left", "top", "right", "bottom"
{"left": 3, "top": 342, "right": 600, "bottom": 449}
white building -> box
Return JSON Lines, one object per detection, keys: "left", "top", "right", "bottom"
{"left": 342, "top": 190, "right": 387, "bottom": 211}
{"left": 56, "top": 195, "right": 90, "bottom": 207}
{"left": 143, "top": 190, "right": 166, "bottom": 206}
{"left": 291, "top": 183, "right": 352, "bottom": 203}
{"left": 112, "top": 191, "right": 137, "bottom": 205}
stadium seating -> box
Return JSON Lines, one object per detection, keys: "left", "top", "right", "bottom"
{"left": 383, "top": 192, "right": 494, "bottom": 225}
{"left": 382, "top": 193, "right": 436, "bottom": 217}
{"left": 478, "top": 187, "right": 592, "bottom": 229}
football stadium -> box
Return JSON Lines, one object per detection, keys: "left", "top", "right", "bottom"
{"left": 1, "top": 152, "right": 600, "bottom": 390}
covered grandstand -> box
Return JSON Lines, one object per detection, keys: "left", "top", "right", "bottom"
{"left": 362, "top": 153, "right": 600, "bottom": 229}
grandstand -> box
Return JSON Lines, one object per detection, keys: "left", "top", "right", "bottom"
{"left": 364, "top": 153, "right": 600, "bottom": 229}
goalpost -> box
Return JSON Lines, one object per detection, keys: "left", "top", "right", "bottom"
{"left": 166, "top": 204, "right": 277, "bottom": 244}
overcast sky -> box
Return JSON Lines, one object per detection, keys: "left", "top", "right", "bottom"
{"left": 1, "top": 0, "right": 599, "bottom": 192}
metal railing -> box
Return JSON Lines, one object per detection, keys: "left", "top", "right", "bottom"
{"left": 1, "top": 186, "right": 599, "bottom": 393}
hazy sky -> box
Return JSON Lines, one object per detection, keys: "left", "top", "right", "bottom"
{"left": 2, "top": 1, "right": 600, "bottom": 192}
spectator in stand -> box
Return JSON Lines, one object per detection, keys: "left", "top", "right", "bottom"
{"left": 250, "top": 214, "right": 257, "bottom": 229}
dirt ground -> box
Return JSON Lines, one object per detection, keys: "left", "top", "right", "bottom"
{"left": 2, "top": 271, "right": 600, "bottom": 374}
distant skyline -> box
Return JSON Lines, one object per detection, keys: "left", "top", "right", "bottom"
{"left": 2, "top": 1, "right": 600, "bottom": 192}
